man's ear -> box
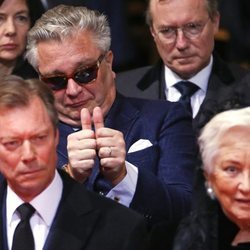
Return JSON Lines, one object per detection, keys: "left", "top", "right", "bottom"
{"left": 150, "top": 26, "right": 157, "bottom": 40}
{"left": 212, "top": 11, "right": 220, "bottom": 34}
{"left": 105, "top": 50, "right": 114, "bottom": 65}
{"left": 104, "top": 50, "right": 116, "bottom": 78}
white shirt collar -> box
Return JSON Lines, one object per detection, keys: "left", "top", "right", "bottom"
{"left": 7, "top": 170, "right": 63, "bottom": 227}
{"left": 165, "top": 56, "right": 213, "bottom": 92}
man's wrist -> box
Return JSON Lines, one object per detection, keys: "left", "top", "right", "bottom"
{"left": 62, "top": 163, "right": 88, "bottom": 183}
{"left": 62, "top": 163, "right": 73, "bottom": 176}
{"left": 110, "top": 166, "right": 127, "bottom": 186}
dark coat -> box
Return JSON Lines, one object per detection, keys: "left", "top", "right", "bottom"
{"left": 56, "top": 93, "right": 197, "bottom": 228}
{"left": 12, "top": 57, "right": 38, "bottom": 79}
{"left": 0, "top": 170, "right": 149, "bottom": 250}
{"left": 116, "top": 54, "right": 250, "bottom": 132}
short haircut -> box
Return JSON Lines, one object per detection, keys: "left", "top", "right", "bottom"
{"left": 145, "top": 0, "right": 219, "bottom": 27}
{"left": 26, "top": 4, "right": 111, "bottom": 69}
{"left": 0, "top": 75, "right": 58, "bottom": 130}
{"left": 198, "top": 107, "right": 250, "bottom": 173}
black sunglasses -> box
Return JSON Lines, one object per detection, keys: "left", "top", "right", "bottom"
{"left": 40, "top": 54, "right": 105, "bottom": 91}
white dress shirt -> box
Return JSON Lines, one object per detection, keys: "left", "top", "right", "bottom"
{"left": 165, "top": 56, "right": 213, "bottom": 117}
{"left": 6, "top": 171, "right": 63, "bottom": 250}
{"left": 106, "top": 161, "right": 138, "bottom": 206}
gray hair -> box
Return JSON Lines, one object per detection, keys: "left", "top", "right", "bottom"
{"left": 26, "top": 4, "right": 111, "bottom": 68}
{"left": 146, "top": 0, "right": 219, "bottom": 26}
{"left": 198, "top": 107, "right": 250, "bottom": 173}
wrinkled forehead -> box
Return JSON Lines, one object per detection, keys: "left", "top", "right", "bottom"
{"left": 150, "top": 0, "right": 207, "bottom": 12}
{"left": 150, "top": 0, "right": 209, "bottom": 25}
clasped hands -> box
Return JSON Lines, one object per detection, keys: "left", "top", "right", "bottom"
{"left": 67, "top": 107, "right": 127, "bottom": 185}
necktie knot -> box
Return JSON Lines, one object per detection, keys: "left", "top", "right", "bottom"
{"left": 174, "top": 81, "right": 199, "bottom": 101}
{"left": 174, "top": 81, "right": 199, "bottom": 115}
{"left": 17, "top": 203, "right": 35, "bottom": 221}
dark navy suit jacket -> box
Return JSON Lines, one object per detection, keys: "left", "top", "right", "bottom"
{"left": 57, "top": 93, "right": 197, "bottom": 227}
{"left": 116, "top": 54, "right": 250, "bottom": 131}
{"left": 0, "top": 171, "right": 148, "bottom": 250}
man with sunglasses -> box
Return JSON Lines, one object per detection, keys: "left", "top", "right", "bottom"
{"left": 116, "top": 0, "right": 250, "bottom": 132}
{"left": 26, "top": 5, "right": 197, "bottom": 244}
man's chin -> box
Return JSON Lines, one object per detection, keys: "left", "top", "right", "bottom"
{"left": 172, "top": 65, "right": 199, "bottom": 79}
{"left": 59, "top": 113, "right": 81, "bottom": 127}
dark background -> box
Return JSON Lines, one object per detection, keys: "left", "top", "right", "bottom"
{"left": 38, "top": 0, "right": 250, "bottom": 72}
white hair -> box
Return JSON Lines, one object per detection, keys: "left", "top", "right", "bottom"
{"left": 198, "top": 107, "right": 250, "bottom": 173}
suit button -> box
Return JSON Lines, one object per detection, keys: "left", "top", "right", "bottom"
{"left": 144, "top": 214, "right": 152, "bottom": 220}
{"left": 114, "top": 196, "right": 120, "bottom": 202}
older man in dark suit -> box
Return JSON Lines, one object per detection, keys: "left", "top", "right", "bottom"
{"left": 25, "top": 4, "right": 197, "bottom": 238}
{"left": 116, "top": 0, "right": 250, "bottom": 131}
{"left": 0, "top": 75, "right": 148, "bottom": 250}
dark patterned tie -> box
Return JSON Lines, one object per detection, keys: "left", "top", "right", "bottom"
{"left": 12, "top": 203, "right": 35, "bottom": 250}
{"left": 174, "top": 81, "right": 199, "bottom": 114}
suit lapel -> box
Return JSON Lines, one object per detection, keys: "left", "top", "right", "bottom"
{"left": 0, "top": 180, "right": 7, "bottom": 250}
{"left": 44, "top": 172, "right": 101, "bottom": 250}
{"left": 105, "top": 93, "right": 140, "bottom": 143}
{"left": 137, "top": 61, "right": 166, "bottom": 99}
{"left": 194, "top": 55, "right": 237, "bottom": 130}
{"left": 203, "top": 53, "right": 237, "bottom": 101}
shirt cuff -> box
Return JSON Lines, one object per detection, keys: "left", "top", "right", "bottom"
{"left": 106, "top": 161, "right": 138, "bottom": 207}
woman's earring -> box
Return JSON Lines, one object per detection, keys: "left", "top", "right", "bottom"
{"left": 205, "top": 182, "right": 215, "bottom": 200}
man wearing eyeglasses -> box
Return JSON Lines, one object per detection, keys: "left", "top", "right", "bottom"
{"left": 25, "top": 5, "right": 197, "bottom": 246}
{"left": 116, "top": 0, "right": 250, "bottom": 131}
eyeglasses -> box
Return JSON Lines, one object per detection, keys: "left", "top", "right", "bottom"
{"left": 156, "top": 18, "right": 210, "bottom": 44}
{"left": 40, "top": 54, "right": 105, "bottom": 91}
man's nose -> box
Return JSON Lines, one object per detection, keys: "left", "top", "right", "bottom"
{"left": 65, "top": 78, "right": 83, "bottom": 97}
{"left": 21, "top": 140, "right": 35, "bottom": 162}
{"left": 175, "top": 29, "right": 189, "bottom": 49}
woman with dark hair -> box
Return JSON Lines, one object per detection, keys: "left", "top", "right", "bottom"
{"left": 0, "top": 0, "right": 44, "bottom": 78}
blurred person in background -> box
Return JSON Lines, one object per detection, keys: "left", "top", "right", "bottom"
{"left": 116, "top": 0, "right": 250, "bottom": 132}
{"left": 0, "top": 0, "right": 44, "bottom": 78}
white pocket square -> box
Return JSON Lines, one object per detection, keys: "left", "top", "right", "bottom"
{"left": 128, "top": 139, "right": 153, "bottom": 153}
